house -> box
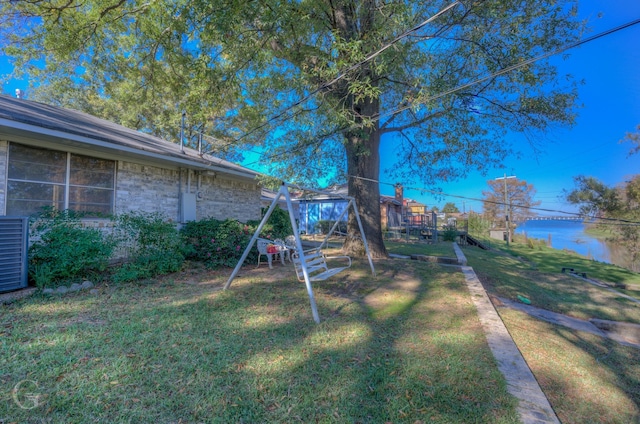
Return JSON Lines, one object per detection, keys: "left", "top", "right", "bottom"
{"left": 297, "top": 183, "right": 407, "bottom": 234}
{"left": 0, "top": 95, "right": 261, "bottom": 224}
{"left": 297, "top": 185, "right": 350, "bottom": 234}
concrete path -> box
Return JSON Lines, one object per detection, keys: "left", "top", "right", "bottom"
{"left": 453, "top": 243, "right": 561, "bottom": 424}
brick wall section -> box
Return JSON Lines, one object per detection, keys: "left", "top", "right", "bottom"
{"left": 115, "top": 161, "right": 182, "bottom": 220}
{"left": 0, "top": 141, "right": 6, "bottom": 215}
{"left": 196, "top": 174, "right": 261, "bottom": 222}
{"left": 115, "top": 160, "right": 261, "bottom": 223}
{"left": 0, "top": 150, "right": 261, "bottom": 223}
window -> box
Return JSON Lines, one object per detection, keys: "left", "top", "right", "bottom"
{"left": 6, "top": 143, "right": 115, "bottom": 216}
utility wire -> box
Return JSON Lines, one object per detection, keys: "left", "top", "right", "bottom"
{"left": 231, "top": 15, "right": 640, "bottom": 169}
{"left": 375, "top": 16, "right": 640, "bottom": 122}
{"left": 232, "top": 1, "right": 462, "bottom": 144}
{"left": 348, "top": 174, "right": 640, "bottom": 226}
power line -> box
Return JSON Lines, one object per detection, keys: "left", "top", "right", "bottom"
{"left": 347, "top": 174, "right": 640, "bottom": 226}
{"left": 232, "top": 1, "right": 462, "bottom": 144}
{"left": 233, "top": 15, "right": 640, "bottom": 168}
{"left": 375, "top": 16, "right": 640, "bottom": 123}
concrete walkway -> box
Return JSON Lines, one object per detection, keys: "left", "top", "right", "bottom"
{"left": 453, "top": 243, "right": 561, "bottom": 424}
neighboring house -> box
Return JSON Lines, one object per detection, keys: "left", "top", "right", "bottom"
{"left": 298, "top": 184, "right": 407, "bottom": 234}
{"left": 0, "top": 95, "right": 261, "bottom": 223}
{"left": 297, "top": 185, "right": 349, "bottom": 234}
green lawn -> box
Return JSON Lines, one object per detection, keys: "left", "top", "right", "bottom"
{"left": 385, "top": 240, "right": 456, "bottom": 258}
{"left": 462, "top": 238, "right": 640, "bottom": 423}
{"left": 0, "top": 259, "right": 518, "bottom": 424}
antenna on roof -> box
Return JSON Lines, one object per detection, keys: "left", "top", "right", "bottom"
{"left": 180, "top": 111, "right": 186, "bottom": 153}
{"left": 15, "top": 89, "right": 25, "bottom": 99}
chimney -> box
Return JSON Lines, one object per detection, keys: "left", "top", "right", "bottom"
{"left": 394, "top": 183, "right": 403, "bottom": 204}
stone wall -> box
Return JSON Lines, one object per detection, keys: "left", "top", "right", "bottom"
{"left": 195, "top": 173, "right": 261, "bottom": 223}
{"left": 115, "top": 161, "right": 261, "bottom": 223}
{"left": 0, "top": 145, "right": 261, "bottom": 223}
{"left": 115, "top": 161, "right": 182, "bottom": 220}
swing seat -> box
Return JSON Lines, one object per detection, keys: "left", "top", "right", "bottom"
{"left": 292, "top": 249, "right": 351, "bottom": 282}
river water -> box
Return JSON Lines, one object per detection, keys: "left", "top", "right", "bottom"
{"left": 514, "top": 219, "right": 637, "bottom": 272}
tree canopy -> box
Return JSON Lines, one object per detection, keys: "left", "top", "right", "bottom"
{"left": 442, "top": 202, "right": 460, "bottom": 214}
{"left": 0, "top": 0, "right": 583, "bottom": 256}
{"left": 566, "top": 175, "right": 640, "bottom": 262}
{"left": 482, "top": 177, "right": 540, "bottom": 224}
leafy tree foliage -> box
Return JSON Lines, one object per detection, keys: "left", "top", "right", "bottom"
{"left": 1, "top": 0, "right": 583, "bottom": 257}
{"left": 622, "top": 124, "right": 640, "bottom": 156}
{"left": 442, "top": 202, "right": 460, "bottom": 213}
{"left": 566, "top": 175, "right": 640, "bottom": 262}
{"left": 482, "top": 178, "right": 540, "bottom": 224}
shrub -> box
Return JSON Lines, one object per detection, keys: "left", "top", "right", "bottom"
{"left": 112, "top": 212, "right": 184, "bottom": 282}
{"left": 261, "top": 206, "right": 293, "bottom": 239}
{"left": 441, "top": 225, "right": 459, "bottom": 242}
{"left": 181, "top": 218, "right": 256, "bottom": 269}
{"left": 28, "top": 208, "right": 114, "bottom": 288}
{"left": 467, "top": 213, "right": 491, "bottom": 236}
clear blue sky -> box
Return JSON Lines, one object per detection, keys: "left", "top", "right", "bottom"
{"left": 2, "top": 1, "right": 638, "bottom": 217}
{"left": 379, "top": 0, "right": 640, "bottom": 216}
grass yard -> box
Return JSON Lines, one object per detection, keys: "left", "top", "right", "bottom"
{"left": 499, "top": 309, "right": 640, "bottom": 424}
{"left": 385, "top": 240, "right": 456, "bottom": 258}
{"left": 462, "top": 240, "right": 640, "bottom": 424}
{"left": 0, "top": 258, "right": 518, "bottom": 424}
{"left": 462, "top": 243, "right": 640, "bottom": 323}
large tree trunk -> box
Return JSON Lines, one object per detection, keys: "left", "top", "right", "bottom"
{"left": 343, "top": 98, "right": 388, "bottom": 259}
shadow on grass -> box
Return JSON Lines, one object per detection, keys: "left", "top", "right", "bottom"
{"left": 498, "top": 308, "right": 640, "bottom": 424}
{"left": 0, "top": 259, "right": 519, "bottom": 423}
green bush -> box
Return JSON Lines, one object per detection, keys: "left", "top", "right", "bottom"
{"left": 28, "top": 208, "right": 114, "bottom": 288}
{"left": 112, "top": 212, "right": 184, "bottom": 282}
{"left": 181, "top": 208, "right": 293, "bottom": 269}
{"left": 181, "top": 218, "right": 256, "bottom": 269}
{"left": 441, "top": 225, "right": 459, "bottom": 242}
{"left": 467, "top": 213, "right": 491, "bottom": 237}
{"left": 260, "top": 206, "right": 293, "bottom": 239}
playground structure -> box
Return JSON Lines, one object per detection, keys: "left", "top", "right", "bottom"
{"left": 225, "top": 182, "right": 376, "bottom": 324}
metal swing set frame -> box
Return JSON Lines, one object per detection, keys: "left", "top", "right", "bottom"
{"left": 224, "top": 182, "right": 376, "bottom": 323}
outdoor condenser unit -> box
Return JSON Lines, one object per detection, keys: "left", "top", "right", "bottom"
{"left": 0, "top": 217, "right": 29, "bottom": 293}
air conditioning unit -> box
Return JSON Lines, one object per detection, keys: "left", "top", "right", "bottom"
{"left": 0, "top": 217, "right": 29, "bottom": 293}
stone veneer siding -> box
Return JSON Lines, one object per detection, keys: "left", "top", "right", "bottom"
{"left": 115, "top": 161, "right": 261, "bottom": 223}
{"left": 0, "top": 147, "right": 260, "bottom": 223}
{"left": 0, "top": 141, "right": 7, "bottom": 215}
{"left": 115, "top": 161, "right": 182, "bottom": 220}
{"left": 195, "top": 173, "right": 261, "bottom": 223}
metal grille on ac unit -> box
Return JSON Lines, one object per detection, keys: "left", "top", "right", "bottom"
{"left": 0, "top": 217, "right": 29, "bottom": 293}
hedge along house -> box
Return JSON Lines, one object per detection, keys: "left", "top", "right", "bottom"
{"left": 0, "top": 94, "right": 261, "bottom": 224}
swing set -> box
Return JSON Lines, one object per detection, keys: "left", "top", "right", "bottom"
{"left": 224, "top": 182, "right": 376, "bottom": 323}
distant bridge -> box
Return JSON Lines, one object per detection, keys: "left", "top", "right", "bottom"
{"left": 524, "top": 216, "right": 582, "bottom": 221}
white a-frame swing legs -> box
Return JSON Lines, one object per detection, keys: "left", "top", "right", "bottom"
{"left": 224, "top": 182, "right": 375, "bottom": 324}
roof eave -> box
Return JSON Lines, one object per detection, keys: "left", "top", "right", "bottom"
{"left": 0, "top": 117, "right": 258, "bottom": 181}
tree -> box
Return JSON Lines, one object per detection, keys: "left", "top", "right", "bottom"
{"left": 566, "top": 175, "right": 640, "bottom": 262}
{"left": 482, "top": 178, "right": 540, "bottom": 224}
{"left": 442, "top": 202, "right": 459, "bottom": 214}
{"left": 622, "top": 124, "right": 640, "bottom": 156}
{"left": 0, "top": 0, "right": 583, "bottom": 257}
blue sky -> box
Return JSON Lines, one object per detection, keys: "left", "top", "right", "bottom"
{"left": 379, "top": 0, "right": 640, "bottom": 215}
{"left": 2, "top": 0, "right": 639, "bottom": 217}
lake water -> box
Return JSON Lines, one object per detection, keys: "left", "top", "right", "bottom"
{"left": 515, "top": 219, "right": 613, "bottom": 264}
